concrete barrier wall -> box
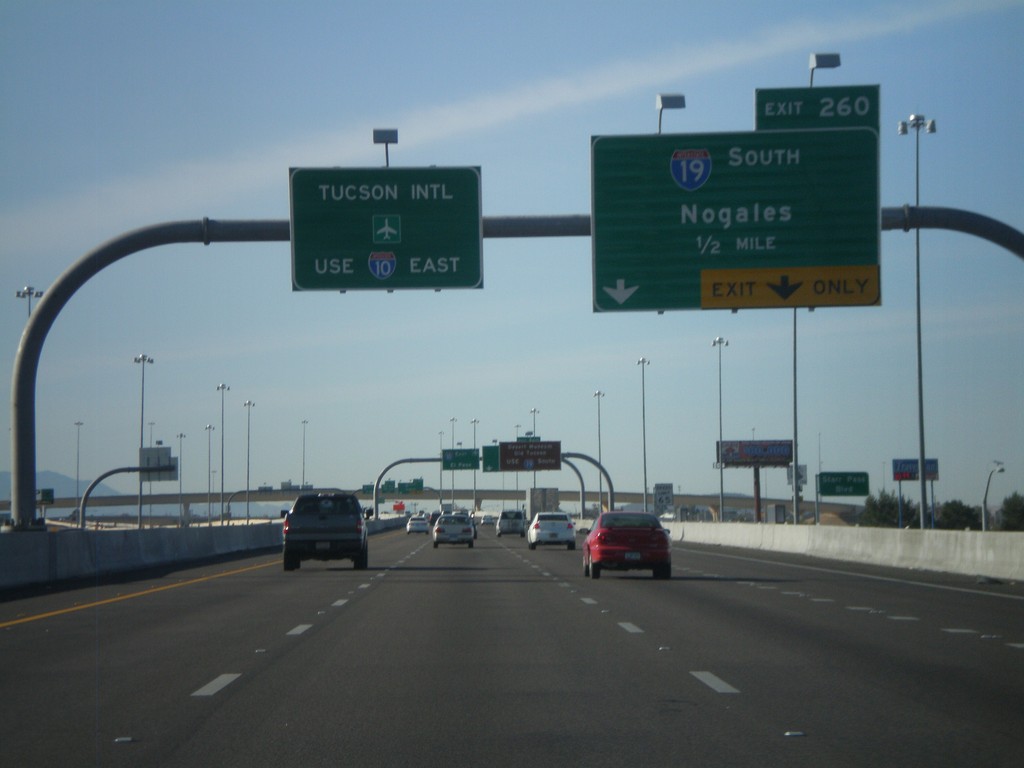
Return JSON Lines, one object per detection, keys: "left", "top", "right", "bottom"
{"left": 668, "top": 522, "right": 1024, "bottom": 581}
{"left": 0, "top": 517, "right": 406, "bottom": 590}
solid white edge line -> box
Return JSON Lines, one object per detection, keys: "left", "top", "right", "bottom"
{"left": 191, "top": 673, "right": 241, "bottom": 697}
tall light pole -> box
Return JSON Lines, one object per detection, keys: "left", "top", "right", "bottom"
{"left": 449, "top": 417, "right": 457, "bottom": 510}
{"left": 712, "top": 337, "right": 729, "bottom": 522}
{"left": 982, "top": 461, "right": 1005, "bottom": 532}
{"left": 301, "top": 419, "right": 309, "bottom": 488}
{"left": 15, "top": 286, "right": 43, "bottom": 317}
{"left": 470, "top": 418, "right": 479, "bottom": 513}
{"left": 74, "top": 421, "right": 84, "bottom": 528}
{"left": 217, "top": 383, "right": 229, "bottom": 523}
{"left": 243, "top": 400, "right": 255, "bottom": 524}
{"left": 205, "top": 424, "right": 214, "bottom": 526}
{"left": 438, "top": 431, "right": 445, "bottom": 510}
{"left": 134, "top": 354, "right": 154, "bottom": 528}
{"left": 529, "top": 408, "right": 540, "bottom": 494}
{"left": 637, "top": 358, "right": 650, "bottom": 515}
{"left": 594, "top": 391, "right": 605, "bottom": 513}
{"left": 898, "top": 113, "right": 937, "bottom": 529}
{"left": 514, "top": 424, "right": 521, "bottom": 509}
{"left": 177, "top": 432, "right": 186, "bottom": 526}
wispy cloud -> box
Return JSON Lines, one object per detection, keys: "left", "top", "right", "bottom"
{"left": 0, "top": 0, "right": 1013, "bottom": 265}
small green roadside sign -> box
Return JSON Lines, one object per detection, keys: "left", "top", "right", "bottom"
{"left": 818, "top": 472, "right": 870, "bottom": 496}
{"left": 290, "top": 167, "right": 482, "bottom": 291}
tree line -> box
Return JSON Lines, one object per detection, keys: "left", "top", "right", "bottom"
{"left": 859, "top": 490, "right": 1024, "bottom": 530}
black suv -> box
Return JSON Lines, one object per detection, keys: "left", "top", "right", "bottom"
{"left": 281, "top": 493, "right": 368, "bottom": 571}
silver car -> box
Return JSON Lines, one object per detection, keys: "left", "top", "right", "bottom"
{"left": 527, "top": 512, "right": 576, "bottom": 550}
{"left": 432, "top": 514, "right": 475, "bottom": 548}
{"left": 495, "top": 509, "right": 526, "bottom": 537}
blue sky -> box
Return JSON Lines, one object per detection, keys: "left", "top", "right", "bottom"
{"left": 2, "top": 0, "right": 1022, "bottom": 514}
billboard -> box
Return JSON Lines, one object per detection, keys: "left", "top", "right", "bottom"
{"left": 718, "top": 440, "right": 793, "bottom": 468}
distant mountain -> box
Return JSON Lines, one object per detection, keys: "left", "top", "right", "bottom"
{"left": 0, "top": 471, "right": 122, "bottom": 501}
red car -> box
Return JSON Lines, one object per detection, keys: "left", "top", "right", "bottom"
{"left": 582, "top": 512, "right": 671, "bottom": 580}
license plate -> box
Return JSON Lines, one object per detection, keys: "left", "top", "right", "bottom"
{"left": 316, "top": 542, "right": 331, "bottom": 551}
{"left": 547, "top": 533, "right": 557, "bottom": 539}
{"left": 625, "top": 552, "right": 642, "bottom": 561}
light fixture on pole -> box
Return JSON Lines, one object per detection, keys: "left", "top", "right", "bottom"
{"left": 243, "top": 400, "right": 255, "bottom": 524}
{"left": 637, "top": 358, "right": 650, "bottom": 515}
{"left": 982, "top": 461, "right": 1005, "bottom": 532}
{"left": 712, "top": 337, "right": 729, "bottom": 522}
{"left": 808, "top": 52, "right": 840, "bottom": 86}
{"left": 529, "top": 408, "right": 540, "bottom": 492}
{"left": 449, "top": 417, "right": 457, "bottom": 510}
{"left": 134, "top": 354, "right": 154, "bottom": 528}
{"left": 594, "top": 391, "right": 605, "bottom": 513}
{"left": 656, "top": 93, "right": 685, "bottom": 134}
{"left": 16, "top": 286, "right": 43, "bottom": 317}
{"left": 217, "top": 383, "right": 229, "bottom": 524}
{"left": 438, "top": 431, "right": 445, "bottom": 509}
{"left": 898, "top": 113, "right": 936, "bottom": 529}
{"left": 373, "top": 128, "right": 398, "bottom": 168}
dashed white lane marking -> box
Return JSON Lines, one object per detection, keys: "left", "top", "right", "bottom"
{"left": 580, "top": 598, "right": 598, "bottom": 605}
{"left": 691, "top": 671, "right": 740, "bottom": 694}
{"left": 191, "top": 673, "right": 241, "bottom": 697}
{"left": 618, "top": 622, "right": 644, "bottom": 634}
{"left": 332, "top": 599, "right": 349, "bottom": 607}
{"left": 1008, "top": 643, "right": 1024, "bottom": 650}
{"left": 942, "top": 628, "right": 978, "bottom": 635}
{"left": 358, "top": 583, "right": 371, "bottom": 590}
{"left": 287, "top": 624, "right": 313, "bottom": 636}
{"left": 888, "top": 616, "right": 919, "bottom": 622}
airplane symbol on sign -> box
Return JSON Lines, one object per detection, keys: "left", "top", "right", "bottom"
{"left": 373, "top": 215, "right": 401, "bottom": 243}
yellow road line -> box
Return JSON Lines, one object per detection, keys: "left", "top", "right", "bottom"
{"left": 0, "top": 559, "right": 278, "bottom": 629}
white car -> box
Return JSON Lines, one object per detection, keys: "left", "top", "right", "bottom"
{"left": 527, "top": 512, "right": 576, "bottom": 550}
{"left": 432, "top": 514, "right": 475, "bottom": 548}
{"left": 406, "top": 515, "right": 429, "bottom": 534}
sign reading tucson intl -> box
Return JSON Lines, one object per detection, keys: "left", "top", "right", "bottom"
{"left": 290, "top": 167, "right": 482, "bottom": 291}
{"left": 591, "top": 127, "right": 879, "bottom": 311}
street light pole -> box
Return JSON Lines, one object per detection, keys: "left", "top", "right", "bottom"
{"left": 594, "top": 391, "right": 605, "bottom": 513}
{"left": 899, "top": 113, "right": 937, "bottom": 529}
{"left": 177, "top": 432, "right": 186, "bottom": 526}
{"left": 982, "top": 461, "right": 1005, "bottom": 532}
{"left": 301, "top": 419, "right": 309, "bottom": 488}
{"left": 217, "top": 383, "right": 229, "bottom": 524}
{"left": 449, "top": 417, "right": 457, "bottom": 510}
{"left": 637, "top": 358, "right": 650, "bottom": 515}
{"left": 244, "top": 400, "right": 255, "bottom": 524}
{"left": 470, "top": 418, "right": 479, "bottom": 513}
{"left": 75, "top": 421, "right": 84, "bottom": 528}
{"left": 205, "top": 424, "right": 214, "bottom": 526}
{"left": 133, "top": 354, "right": 153, "bottom": 528}
{"left": 712, "top": 337, "right": 729, "bottom": 522}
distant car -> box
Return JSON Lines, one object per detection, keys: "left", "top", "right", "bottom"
{"left": 281, "top": 493, "right": 368, "bottom": 571}
{"left": 495, "top": 509, "right": 526, "bottom": 537}
{"left": 406, "top": 514, "right": 430, "bottom": 534}
{"left": 480, "top": 514, "right": 496, "bottom": 526}
{"left": 433, "top": 514, "right": 475, "bottom": 548}
{"left": 581, "top": 512, "right": 671, "bottom": 579}
{"left": 527, "top": 512, "right": 576, "bottom": 550}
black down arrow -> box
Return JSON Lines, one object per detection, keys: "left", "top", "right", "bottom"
{"left": 768, "top": 275, "right": 802, "bottom": 300}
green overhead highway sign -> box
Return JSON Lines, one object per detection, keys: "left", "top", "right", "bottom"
{"left": 818, "top": 472, "right": 870, "bottom": 496}
{"left": 290, "top": 167, "right": 482, "bottom": 291}
{"left": 591, "top": 128, "right": 879, "bottom": 312}
{"left": 442, "top": 448, "right": 480, "bottom": 471}
{"left": 755, "top": 85, "right": 880, "bottom": 132}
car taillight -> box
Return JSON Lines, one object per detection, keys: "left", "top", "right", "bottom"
{"left": 596, "top": 531, "right": 609, "bottom": 544}
{"left": 435, "top": 526, "right": 444, "bottom": 533}
{"left": 532, "top": 522, "right": 541, "bottom": 529}
{"left": 283, "top": 517, "right": 290, "bottom": 534}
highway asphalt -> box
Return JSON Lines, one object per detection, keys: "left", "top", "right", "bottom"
{"left": 2, "top": 528, "right": 1022, "bottom": 767}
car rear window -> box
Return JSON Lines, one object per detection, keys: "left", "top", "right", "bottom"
{"left": 293, "top": 496, "right": 361, "bottom": 516}
{"left": 601, "top": 514, "right": 660, "bottom": 529}
{"left": 538, "top": 514, "right": 567, "bottom": 522}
